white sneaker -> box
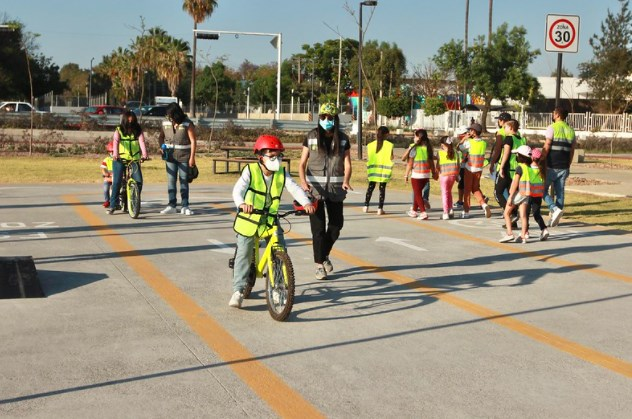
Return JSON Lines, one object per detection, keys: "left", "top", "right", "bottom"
{"left": 362, "top": 206, "right": 369, "bottom": 213}
{"left": 377, "top": 208, "right": 385, "bottom": 215}
{"left": 461, "top": 211, "right": 469, "bottom": 219}
{"left": 540, "top": 229, "right": 550, "bottom": 241}
{"left": 315, "top": 266, "right": 328, "bottom": 280}
{"left": 228, "top": 291, "right": 243, "bottom": 308}
{"left": 407, "top": 209, "right": 418, "bottom": 218}
{"left": 442, "top": 213, "right": 450, "bottom": 220}
{"left": 417, "top": 212, "right": 429, "bottom": 220}
{"left": 322, "top": 258, "right": 334, "bottom": 273}
{"left": 550, "top": 207, "right": 563, "bottom": 227}
{"left": 160, "top": 205, "right": 177, "bottom": 214}
{"left": 499, "top": 234, "right": 514, "bottom": 243}
{"left": 181, "top": 207, "right": 194, "bottom": 216}
{"left": 448, "top": 209, "right": 454, "bottom": 219}
{"left": 482, "top": 203, "right": 491, "bottom": 218}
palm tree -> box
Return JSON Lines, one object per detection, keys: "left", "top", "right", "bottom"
{"left": 183, "top": 0, "right": 218, "bottom": 116}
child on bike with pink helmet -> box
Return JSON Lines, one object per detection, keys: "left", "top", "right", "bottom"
{"left": 229, "top": 134, "right": 315, "bottom": 309}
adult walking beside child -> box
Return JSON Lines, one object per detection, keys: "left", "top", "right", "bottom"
{"left": 364, "top": 126, "right": 394, "bottom": 215}
{"left": 542, "top": 106, "right": 576, "bottom": 227}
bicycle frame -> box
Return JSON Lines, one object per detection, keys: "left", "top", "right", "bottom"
{"left": 253, "top": 218, "right": 288, "bottom": 284}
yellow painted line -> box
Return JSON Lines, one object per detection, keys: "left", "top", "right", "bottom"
{"left": 64, "top": 195, "right": 324, "bottom": 419}
{"left": 211, "top": 202, "right": 632, "bottom": 380}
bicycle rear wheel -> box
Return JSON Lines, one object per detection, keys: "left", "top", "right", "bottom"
{"left": 266, "top": 249, "right": 295, "bottom": 321}
{"left": 127, "top": 180, "right": 141, "bottom": 219}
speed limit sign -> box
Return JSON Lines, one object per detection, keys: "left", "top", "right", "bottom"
{"left": 546, "top": 14, "right": 580, "bottom": 53}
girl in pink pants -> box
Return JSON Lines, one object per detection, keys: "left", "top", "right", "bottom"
{"left": 436, "top": 136, "right": 459, "bottom": 220}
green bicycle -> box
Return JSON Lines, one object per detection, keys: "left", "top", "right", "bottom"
{"left": 117, "top": 158, "right": 143, "bottom": 219}
{"left": 230, "top": 206, "right": 310, "bottom": 321}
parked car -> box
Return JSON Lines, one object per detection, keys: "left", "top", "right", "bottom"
{"left": 141, "top": 105, "right": 169, "bottom": 117}
{"left": 0, "top": 101, "right": 46, "bottom": 113}
{"left": 83, "top": 105, "right": 125, "bottom": 116}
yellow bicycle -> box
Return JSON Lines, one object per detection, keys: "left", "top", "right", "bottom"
{"left": 230, "top": 207, "right": 308, "bottom": 321}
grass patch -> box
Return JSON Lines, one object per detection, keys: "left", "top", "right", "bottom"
{"left": 1, "top": 154, "right": 630, "bottom": 232}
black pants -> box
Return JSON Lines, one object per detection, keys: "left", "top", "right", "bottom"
{"left": 527, "top": 197, "right": 547, "bottom": 231}
{"left": 494, "top": 172, "right": 511, "bottom": 210}
{"left": 309, "top": 198, "right": 344, "bottom": 264}
{"left": 364, "top": 181, "right": 387, "bottom": 208}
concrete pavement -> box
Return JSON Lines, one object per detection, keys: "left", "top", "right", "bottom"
{"left": 1, "top": 181, "right": 631, "bottom": 418}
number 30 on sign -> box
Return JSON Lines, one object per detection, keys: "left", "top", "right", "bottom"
{"left": 545, "top": 14, "right": 580, "bottom": 53}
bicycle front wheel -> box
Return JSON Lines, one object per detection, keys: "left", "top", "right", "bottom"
{"left": 266, "top": 249, "right": 295, "bottom": 321}
{"left": 127, "top": 180, "right": 141, "bottom": 219}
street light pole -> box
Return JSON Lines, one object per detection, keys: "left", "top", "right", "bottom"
{"left": 357, "top": 1, "right": 377, "bottom": 161}
{"left": 88, "top": 57, "right": 94, "bottom": 106}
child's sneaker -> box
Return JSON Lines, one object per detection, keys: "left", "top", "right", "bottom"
{"left": 103, "top": 201, "right": 110, "bottom": 208}
{"left": 106, "top": 208, "right": 115, "bottom": 215}
{"left": 453, "top": 201, "right": 463, "bottom": 209}
{"left": 362, "top": 206, "right": 368, "bottom": 213}
{"left": 514, "top": 235, "right": 527, "bottom": 244}
{"left": 482, "top": 203, "right": 491, "bottom": 218}
{"left": 377, "top": 208, "right": 385, "bottom": 215}
{"left": 160, "top": 205, "right": 177, "bottom": 214}
{"left": 540, "top": 229, "right": 550, "bottom": 241}
{"left": 499, "top": 234, "right": 515, "bottom": 243}
{"left": 524, "top": 231, "right": 530, "bottom": 240}
{"left": 461, "top": 211, "right": 469, "bottom": 219}
{"left": 417, "top": 212, "right": 429, "bottom": 220}
{"left": 442, "top": 213, "right": 450, "bottom": 220}
{"left": 228, "top": 291, "right": 243, "bottom": 308}
{"left": 423, "top": 199, "right": 431, "bottom": 210}
{"left": 407, "top": 209, "right": 418, "bottom": 218}
{"left": 448, "top": 209, "right": 454, "bottom": 219}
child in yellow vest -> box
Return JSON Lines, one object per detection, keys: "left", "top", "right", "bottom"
{"left": 364, "top": 126, "right": 393, "bottom": 215}
{"left": 229, "top": 135, "right": 315, "bottom": 309}
{"left": 435, "top": 136, "right": 459, "bottom": 219}
{"left": 100, "top": 142, "right": 114, "bottom": 208}
{"left": 404, "top": 129, "right": 436, "bottom": 220}
{"left": 500, "top": 145, "right": 547, "bottom": 243}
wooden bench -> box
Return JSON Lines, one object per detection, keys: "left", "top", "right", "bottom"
{"left": 212, "top": 157, "right": 292, "bottom": 174}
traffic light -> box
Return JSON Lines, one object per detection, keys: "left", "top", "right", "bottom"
{"left": 196, "top": 33, "right": 219, "bottom": 40}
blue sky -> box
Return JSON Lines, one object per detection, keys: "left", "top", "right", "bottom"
{"left": 1, "top": 0, "right": 623, "bottom": 77}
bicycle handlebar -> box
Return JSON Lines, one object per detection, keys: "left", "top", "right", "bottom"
{"left": 240, "top": 208, "right": 308, "bottom": 218}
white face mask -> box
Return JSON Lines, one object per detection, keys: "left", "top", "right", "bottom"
{"left": 262, "top": 155, "right": 281, "bottom": 172}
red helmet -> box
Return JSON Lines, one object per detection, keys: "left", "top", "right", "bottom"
{"left": 106, "top": 142, "right": 114, "bottom": 152}
{"left": 254, "top": 135, "right": 285, "bottom": 154}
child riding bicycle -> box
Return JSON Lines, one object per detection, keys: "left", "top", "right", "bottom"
{"left": 229, "top": 135, "right": 315, "bottom": 309}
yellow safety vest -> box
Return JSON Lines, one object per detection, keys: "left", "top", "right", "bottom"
{"left": 467, "top": 139, "right": 487, "bottom": 171}
{"left": 412, "top": 145, "right": 431, "bottom": 178}
{"left": 233, "top": 163, "right": 286, "bottom": 237}
{"left": 438, "top": 150, "right": 459, "bottom": 176}
{"left": 366, "top": 140, "right": 393, "bottom": 183}
{"left": 518, "top": 163, "right": 544, "bottom": 197}
{"left": 116, "top": 127, "right": 141, "bottom": 161}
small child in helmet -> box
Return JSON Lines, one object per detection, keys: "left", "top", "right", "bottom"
{"left": 100, "top": 142, "right": 114, "bottom": 207}
{"left": 229, "top": 134, "right": 316, "bottom": 309}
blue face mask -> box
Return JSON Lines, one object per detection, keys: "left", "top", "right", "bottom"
{"left": 319, "top": 118, "right": 335, "bottom": 131}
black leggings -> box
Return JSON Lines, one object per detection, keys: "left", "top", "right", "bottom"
{"left": 309, "top": 199, "right": 344, "bottom": 264}
{"left": 364, "top": 181, "right": 387, "bottom": 208}
{"left": 527, "top": 197, "right": 547, "bottom": 231}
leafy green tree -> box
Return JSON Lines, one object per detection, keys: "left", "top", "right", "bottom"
{"left": 59, "top": 63, "right": 88, "bottom": 96}
{"left": 376, "top": 95, "right": 409, "bottom": 118}
{"left": 195, "top": 61, "right": 236, "bottom": 110}
{"left": 579, "top": 0, "right": 632, "bottom": 113}
{"left": 434, "top": 23, "right": 540, "bottom": 129}
{"left": 424, "top": 97, "right": 447, "bottom": 116}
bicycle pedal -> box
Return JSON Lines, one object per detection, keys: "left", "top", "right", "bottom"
{"left": 228, "top": 257, "right": 235, "bottom": 269}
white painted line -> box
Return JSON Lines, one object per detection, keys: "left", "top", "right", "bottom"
{"left": 207, "top": 239, "right": 235, "bottom": 254}
{"left": 376, "top": 236, "right": 427, "bottom": 252}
